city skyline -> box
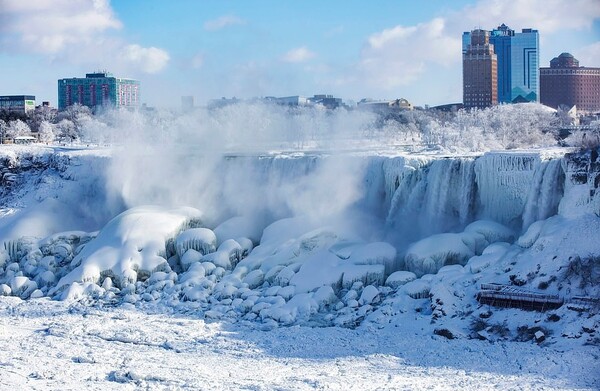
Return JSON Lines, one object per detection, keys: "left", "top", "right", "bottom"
{"left": 0, "top": 0, "right": 599, "bottom": 108}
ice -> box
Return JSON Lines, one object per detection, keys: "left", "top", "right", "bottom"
{"left": 10, "top": 276, "right": 37, "bottom": 299}
{"left": 213, "top": 216, "right": 265, "bottom": 245}
{"left": 1, "top": 144, "right": 600, "bottom": 375}
{"left": 359, "top": 285, "right": 380, "bottom": 305}
{"left": 175, "top": 228, "right": 216, "bottom": 258}
{"left": 463, "top": 220, "right": 515, "bottom": 245}
{"left": 180, "top": 249, "right": 203, "bottom": 271}
{"left": 53, "top": 206, "right": 203, "bottom": 292}
{"left": 402, "top": 279, "right": 431, "bottom": 299}
{"left": 385, "top": 271, "right": 417, "bottom": 289}
{"left": 405, "top": 233, "right": 474, "bottom": 277}
{"left": 517, "top": 220, "right": 545, "bottom": 248}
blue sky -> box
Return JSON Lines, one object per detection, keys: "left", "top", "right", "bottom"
{"left": 1, "top": 0, "right": 599, "bottom": 107}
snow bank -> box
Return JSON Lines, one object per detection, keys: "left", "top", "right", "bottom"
{"left": 54, "top": 206, "right": 203, "bottom": 290}
{"left": 405, "top": 220, "right": 514, "bottom": 277}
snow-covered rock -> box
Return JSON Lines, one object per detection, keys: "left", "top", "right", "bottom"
{"left": 385, "top": 271, "right": 417, "bottom": 289}
{"left": 53, "top": 206, "right": 203, "bottom": 293}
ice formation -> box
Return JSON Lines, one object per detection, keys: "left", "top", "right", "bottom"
{"left": 0, "top": 147, "right": 599, "bottom": 341}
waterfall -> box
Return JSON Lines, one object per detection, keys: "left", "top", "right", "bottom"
{"left": 522, "top": 158, "right": 565, "bottom": 229}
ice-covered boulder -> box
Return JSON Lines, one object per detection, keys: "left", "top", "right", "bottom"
{"left": 359, "top": 285, "right": 380, "bottom": 305}
{"left": 516, "top": 218, "right": 556, "bottom": 248}
{"left": 180, "top": 249, "right": 203, "bottom": 271}
{"left": 402, "top": 279, "right": 430, "bottom": 299}
{"left": 53, "top": 206, "right": 203, "bottom": 293}
{"left": 213, "top": 216, "right": 266, "bottom": 245}
{"left": 242, "top": 269, "right": 265, "bottom": 289}
{"left": 341, "top": 265, "right": 385, "bottom": 290}
{"left": 0, "top": 284, "right": 11, "bottom": 296}
{"left": 404, "top": 233, "right": 474, "bottom": 277}
{"left": 217, "top": 239, "right": 244, "bottom": 266}
{"left": 10, "top": 276, "right": 38, "bottom": 299}
{"left": 385, "top": 271, "right": 417, "bottom": 289}
{"left": 175, "top": 228, "right": 216, "bottom": 258}
{"left": 344, "top": 242, "right": 398, "bottom": 274}
{"left": 464, "top": 220, "right": 515, "bottom": 249}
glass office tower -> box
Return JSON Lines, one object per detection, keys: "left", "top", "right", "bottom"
{"left": 463, "top": 24, "right": 539, "bottom": 105}
{"left": 489, "top": 24, "right": 514, "bottom": 103}
{"left": 58, "top": 72, "right": 140, "bottom": 111}
{"left": 508, "top": 28, "right": 539, "bottom": 103}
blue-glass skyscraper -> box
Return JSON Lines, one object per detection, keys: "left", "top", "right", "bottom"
{"left": 463, "top": 24, "right": 539, "bottom": 104}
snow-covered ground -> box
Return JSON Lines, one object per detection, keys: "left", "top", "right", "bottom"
{"left": 1, "top": 144, "right": 599, "bottom": 390}
{"left": 1, "top": 297, "right": 597, "bottom": 390}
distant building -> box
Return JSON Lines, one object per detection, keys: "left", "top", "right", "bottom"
{"left": 207, "top": 97, "right": 241, "bottom": 109}
{"left": 463, "top": 29, "right": 498, "bottom": 109}
{"left": 540, "top": 53, "right": 600, "bottom": 112}
{"left": 463, "top": 24, "right": 539, "bottom": 105}
{"left": 182, "top": 96, "right": 194, "bottom": 112}
{"left": 58, "top": 71, "right": 140, "bottom": 111}
{"left": 429, "top": 103, "right": 464, "bottom": 112}
{"left": 308, "top": 94, "right": 343, "bottom": 109}
{"left": 0, "top": 95, "right": 36, "bottom": 114}
{"left": 357, "top": 98, "right": 413, "bottom": 111}
{"left": 273, "top": 96, "right": 309, "bottom": 106}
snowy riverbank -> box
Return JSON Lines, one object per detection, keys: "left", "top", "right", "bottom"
{"left": 1, "top": 297, "right": 598, "bottom": 390}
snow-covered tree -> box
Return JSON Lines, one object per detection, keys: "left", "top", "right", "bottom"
{"left": 6, "top": 119, "right": 31, "bottom": 139}
{"left": 56, "top": 103, "right": 92, "bottom": 126}
{"left": 55, "top": 119, "right": 78, "bottom": 142}
{"left": 28, "top": 105, "right": 57, "bottom": 132}
{"left": 0, "top": 119, "right": 7, "bottom": 143}
{"left": 38, "top": 120, "right": 55, "bottom": 143}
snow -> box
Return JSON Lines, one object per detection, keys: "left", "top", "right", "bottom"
{"left": 53, "top": 206, "right": 203, "bottom": 290}
{"left": 1, "top": 145, "right": 600, "bottom": 390}
{"left": 385, "top": 270, "right": 417, "bottom": 288}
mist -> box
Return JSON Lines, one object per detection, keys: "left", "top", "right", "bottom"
{"left": 98, "top": 103, "right": 384, "bottom": 243}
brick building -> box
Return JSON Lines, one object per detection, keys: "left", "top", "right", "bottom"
{"left": 540, "top": 53, "right": 600, "bottom": 112}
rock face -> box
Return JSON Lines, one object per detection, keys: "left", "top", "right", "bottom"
{"left": 560, "top": 148, "right": 600, "bottom": 217}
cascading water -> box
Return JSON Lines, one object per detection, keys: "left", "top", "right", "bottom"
{"left": 522, "top": 158, "right": 565, "bottom": 229}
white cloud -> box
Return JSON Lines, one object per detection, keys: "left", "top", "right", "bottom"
{"left": 0, "top": 0, "right": 122, "bottom": 53}
{"left": 350, "top": 0, "right": 600, "bottom": 94}
{"left": 454, "top": 0, "right": 600, "bottom": 35}
{"left": 121, "top": 45, "right": 170, "bottom": 74}
{"left": 281, "top": 47, "right": 316, "bottom": 63}
{"left": 573, "top": 42, "right": 600, "bottom": 67}
{"left": 203, "top": 15, "right": 245, "bottom": 31}
{"left": 0, "top": 0, "right": 170, "bottom": 74}
{"left": 357, "top": 18, "right": 460, "bottom": 90}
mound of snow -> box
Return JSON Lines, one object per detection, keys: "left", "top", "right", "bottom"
{"left": 175, "top": 228, "right": 216, "bottom": 258}
{"left": 54, "top": 206, "right": 202, "bottom": 292}
{"left": 385, "top": 271, "right": 417, "bottom": 289}
{"left": 464, "top": 220, "right": 515, "bottom": 244}
{"left": 405, "top": 233, "right": 474, "bottom": 277}
{"left": 213, "top": 216, "right": 266, "bottom": 245}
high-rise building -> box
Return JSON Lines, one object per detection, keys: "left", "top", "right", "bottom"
{"left": 540, "top": 53, "right": 600, "bottom": 112}
{"left": 463, "top": 24, "right": 539, "bottom": 104}
{"left": 0, "top": 95, "right": 36, "bottom": 115}
{"left": 58, "top": 72, "right": 140, "bottom": 111}
{"left": 463, "top": 29, "right": 498, "bottom": 109}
